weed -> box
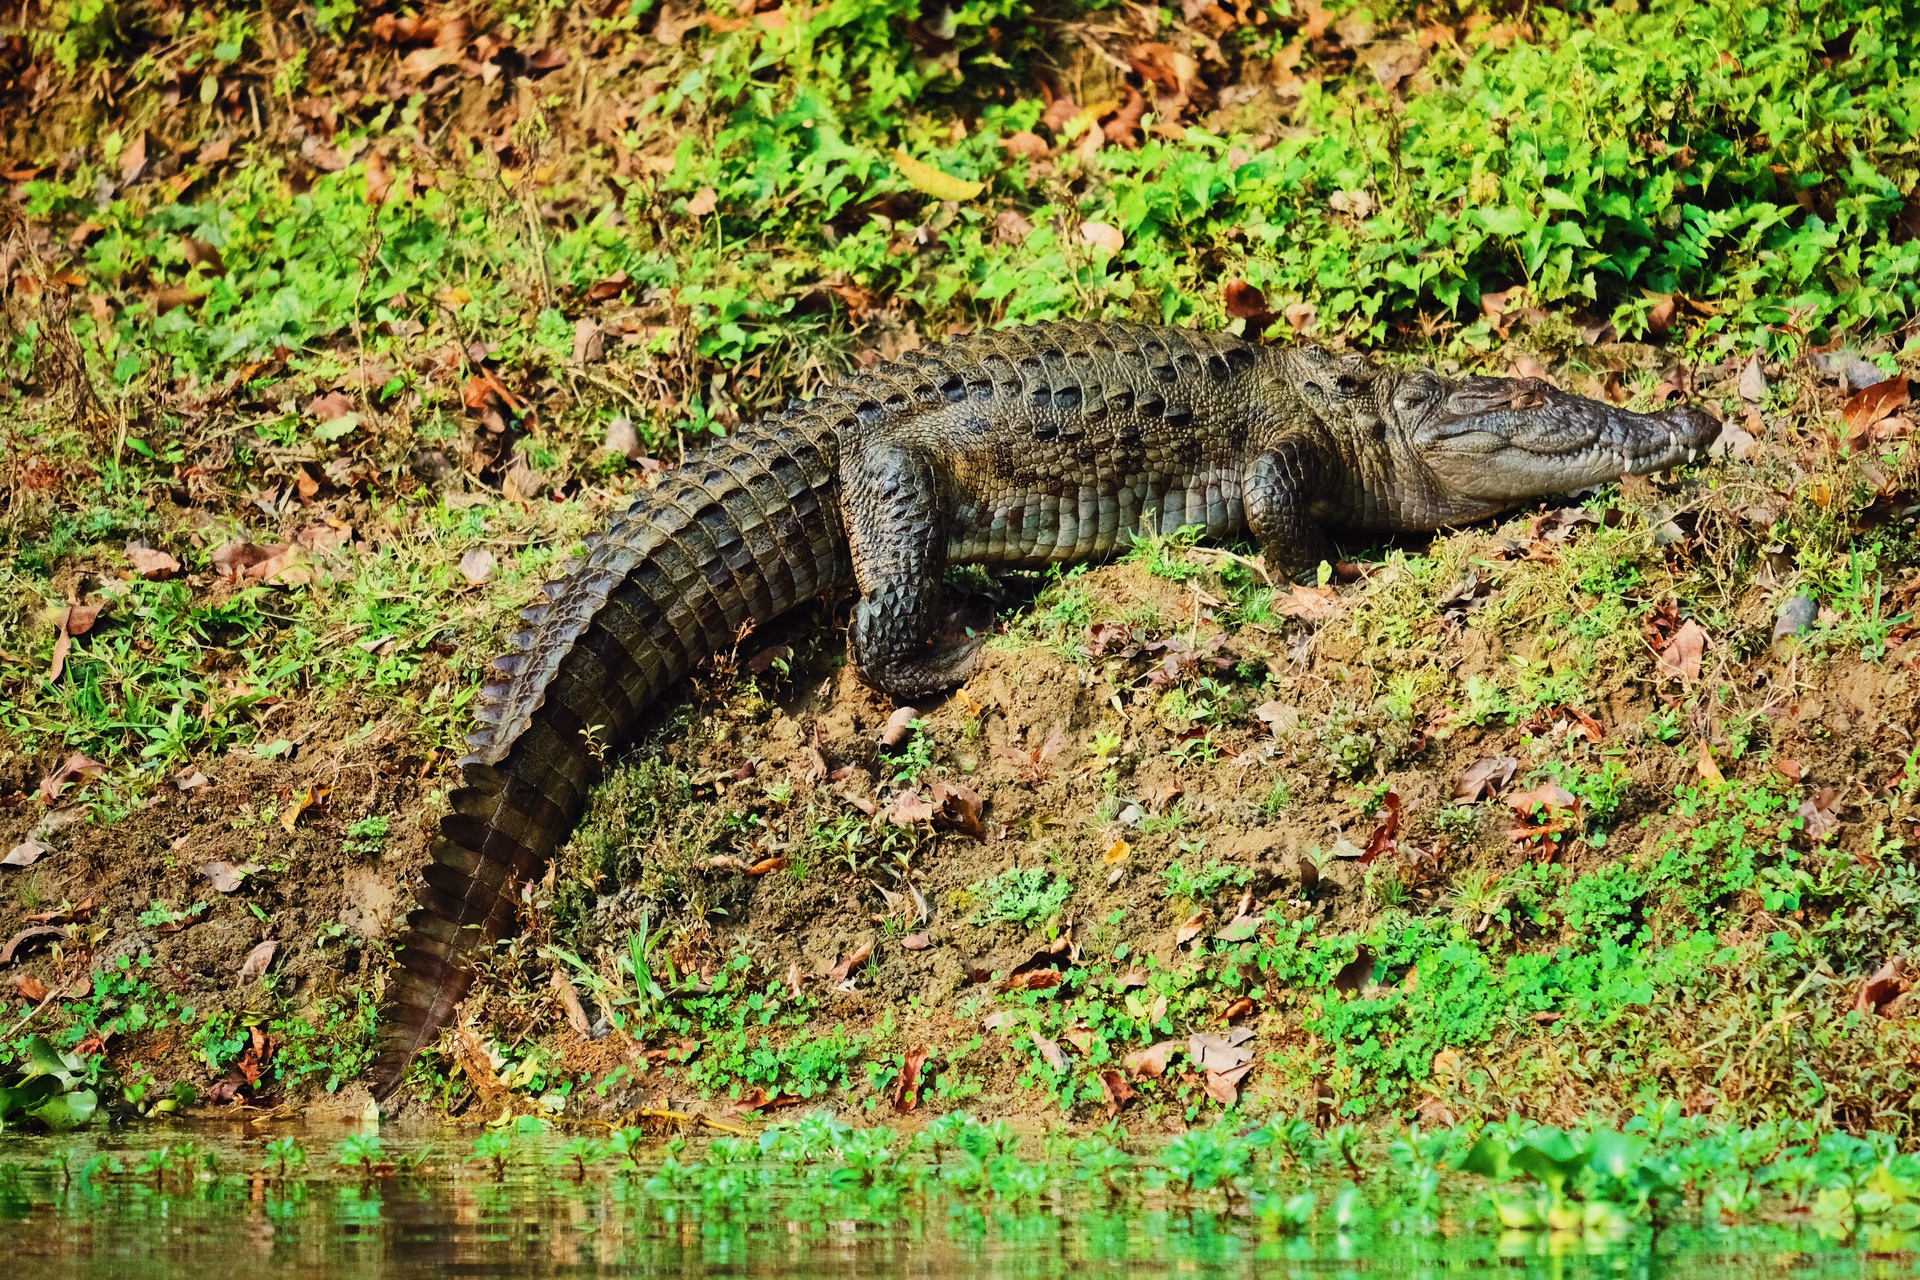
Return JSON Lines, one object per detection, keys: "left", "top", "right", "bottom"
{"left": 966, "top": 866, "right": 1070, "bottom": 928}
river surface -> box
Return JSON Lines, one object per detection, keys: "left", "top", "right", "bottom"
{"left": 2, "top": 1130, "right": 1918, "bottom": 1278}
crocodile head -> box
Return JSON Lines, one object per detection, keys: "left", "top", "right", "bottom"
{"left": 1392, "top": 371, "right": 1719, "bottom": 504}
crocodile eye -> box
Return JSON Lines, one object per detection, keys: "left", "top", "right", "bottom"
{"left": 1393, "top": 380, "right": 1437, "bottom": 414}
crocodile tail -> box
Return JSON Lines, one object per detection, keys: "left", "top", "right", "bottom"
{"left": 368, "top": 416, "right": 846, "bottom": 1098}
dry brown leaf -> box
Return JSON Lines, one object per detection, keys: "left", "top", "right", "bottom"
{"left": 1176, "top": 910, "right": 1211, "bottom": 947}
{"left": 2, "top": 841, "right": 48, "bottom": 869}
{"left": 237, "top": 939, "right": 279, "bottom": 981}
{"left": 1079, "top": 221, "right": 1123, "bottom": 254}
{"left": 893, "top": 1048, "right": 928, "bottom": 1112}
{"left": 1031, "top": 1032, "right": 1070, "bottom": 1072}
{"left": 684, "top": 186, "right": 719, "bottom": 216}
{"left": 1103, "top": 838, "right": 1131, "bottom": 866}
{"left": 930, "top": 780, "right": 984, "bottom": 838}
{"left": 879, "top": 706, "right": 919, "bottom": 748}
{"left": 1098, "top": 1068, "right": 1138, "bottom": 1116}
{"left": 459, "top": 548, "right": 496, "bottom": 585}
{"left": 552, "top": 969, "right": 592, "bottom": 1034}
{"left": 901, "top": 932, "right": 931, "bottom": 951}
{"left": 1333, "top": 947, "right": 1376, "bottom": 995}
{"left": 1696, "top": 742, "right": 1725, "bottom": 787}
{"left": 1854, "top": 959, "right": 1908, "bottom": 1016}
{"left": 119, "top": 131, "right": 148, "bottom": 183}
{"left": 1454, "top": 755, "right": 1518, "bottom": 802}
{"left": 1506, "top": 783, "right": 1577, "bottom": 813}
{"left": 826, "top": 938, "right": 874, "bottom": 987}
{"left": 1124, "top": 1039, "right": 1185, "bottom": 1078}
{"left": 203, "top": 860, "right": 259, "bottom": 893}
{"left": 39, "top": 751, "right": 105, "bottom": 803}
{"left": 1223, "top": 279, "right": 1274, "bottom": 326}
{"left": 1273, "top": 585, "right": 1342, "bottom": 619}
{"left": 1002, "top": 131, "right": 1049, "bottom": 158}
{"left": 1842, "top": 374, "right": 1910, "bottom": 442}
{"left": 125, "top": 544, "right": 180, "bottom": 580}
{"left": 888, "top": 788, "right": 936, "bottom": 827}
{"left": 1657, "top": 619, "right": 1708, "bottom": 681}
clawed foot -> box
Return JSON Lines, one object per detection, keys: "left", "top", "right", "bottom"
{"left": 856, "top": 596, "right": 994, "bottom": 701}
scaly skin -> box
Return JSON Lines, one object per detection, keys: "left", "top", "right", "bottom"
{"left": 367, "top": 321, "right": 1717, "bottom": 1095}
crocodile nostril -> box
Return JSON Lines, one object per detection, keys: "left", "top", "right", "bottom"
{"left": 1303, "top": 380, "right": 1324, "bottom": 396}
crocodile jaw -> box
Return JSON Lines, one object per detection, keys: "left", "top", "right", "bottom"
{"left": 1411, "top": 377, "right": 1719, "bottom": 504}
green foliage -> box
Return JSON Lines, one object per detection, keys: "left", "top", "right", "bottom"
{"left": 967, "top": 865, "right": 1071, "bottom": 927}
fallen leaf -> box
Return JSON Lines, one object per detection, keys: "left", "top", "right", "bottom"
{"left": 1854, "top": 959, "right": 1908, "bottom": 1016}
{"left": 1842, "top": 375, "right": 1909, "bottom": 442}
{"left": 1224, "top": 996, "right": 1256, "bottom": 1021}
{"left": 1454, "top": 755, "right": 1518, "bottom": 802}
{"left": 683, "top": 186, "right": 718, "bottom": 216}
{"left": 1175, "top": 910, "right": 1211, "bottom": 947}
{"left": 552, "top": 969, "right": 592, "bottom": 1034}
{"left": 119, "top": 131, "right": 148, "bottom": 183}
{"left": 1119, "top": 966, "right": 1149, "bottom": 990}
{"left": 203, "top": 860, "right": 259, "bottom": 893}
{"left": 1506, "top": 784, "right": 1577, "bottom": 813}
{"left": 1333, "top": 947, "right": 1375, "bottom": 995}
{"left": 930, "top": 780, "right": 984, "bottom": 838}
{"left": 892, "top": 151, "right": 984, "bottom": 201}
{"left": 1656, "top": 619, "right": 1708, "bottom": 681}
{"left": 1798, "top": 787, "right": 1840, "bottom": 841}
{"left": 586, "top": 271, "right": 631, "bottom": 302}
{"left": 1030, "top": 1032, "right": 1070, "bottom": 1072}
{"left": 1213, "top": 913, "right": 1260, "bottom": 943}
{"left": 992, "top": 209, "right": 1034, "bottom": 245}
{"left": 1737, "top": 354, "right": 1768, "bottom": 404}
{"left": 888, "top": 789, "right": 936, "bottom": 827}
{"left": 826, "top": 939, "right": 874, "bottom": 987}
{"left": 1079, "top": 221, "right": 1123, "bottom": 254}
{"left": 893, "top": 1048, "right": 928, "bottom": 1112}
{"left": 745, "top": 855, "right": 787, "bottom": 876}
{"left": 60, "top": 602, "right": 102, "bottom": 638}
{"left": 1223, "top": 279, "right": 1274, "bottom": 326}
{"left": 39, "top": 751, "right": 105, "bottom": 803}
{"left": 13, "top": 975, "right": 47, "bottom": 1002}
{"left": 901, "top": 932, "right": 931, "bottom": 951}
{"left": 1359, "top": 791, "right": 1401, "bottom": 866}
{"left": 1004, "top": 968, "right": 1062, "bottom": 992}
{"left": 459, "top": 548, "right": 496, "bottom": 585}
{"left": 1696, "top": 742, "right": 1725, "bottom": 787}
{"left": 197, "top": 136, "right": 233, "bottom": 165}
{"left": 1002, "top": 131, "right": 1049, "bottom": 158}
{"left": 1097, "top": 1068, "right": 1138, "bottom": 1116}
{"left": 1188, "top": 1028, "right": 1256, "bottom": 1073}
{"left": 47, "top": 628, "right": 70, "bottom": 682}
{"left": 1273, "top": 585, "right": 1342, "bottom": 619}
{"left": 1646, "top": 293, "right": 1677, "bottom": 338}
{"left": 879, "top": 706, "right": 919, "bottom": 748}
{"left": 1126, "top": 41, "right": 1200, "bottom": 100}
{"left": 1124, "top": 1040, "right": 1185, "bottom": 1078}
{"left": 280, "top": 788, "right": 318, "bottom": 834}
{"left": 125, "top": 544, "right": 180, "bottom": 580}
{"left": 237, "top": 939, "right": 279, "bottom": 981}
{"left": 1104, "top": 838, "right": 1131, "bottom": 866}
{"left": 0, "top": 926, "right": 62, "bottom": 964}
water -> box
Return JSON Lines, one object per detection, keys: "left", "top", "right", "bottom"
{"left": 2, "top": 1130, "right": 1917, "bottom": 1278}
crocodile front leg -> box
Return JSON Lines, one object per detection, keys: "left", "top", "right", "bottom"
{"left": 842, "top": 440, "right": 984, "bottom": 698}
{"left": 1243, "top": 437, "right": 1335, "bottom": 583}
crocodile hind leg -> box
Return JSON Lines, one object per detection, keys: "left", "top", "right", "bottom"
{"left": 842, "top": 441, "right": 984, "bottom": 699}
{"left": 1243, "top": 439, "right": 1335, "bottom": 584}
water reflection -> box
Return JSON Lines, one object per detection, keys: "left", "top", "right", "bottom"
{"left": 0, "top": 1131, "right": 1914, "bottom": 1278}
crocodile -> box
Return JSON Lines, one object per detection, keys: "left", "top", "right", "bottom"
{"left": 367, "top": 320, "right": 1716, "bottom": 1095}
